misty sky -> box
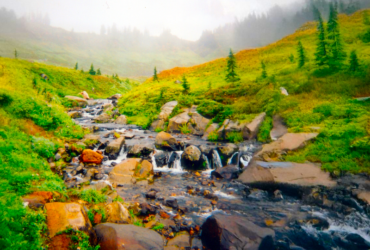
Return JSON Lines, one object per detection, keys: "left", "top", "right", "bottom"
{"left": 0, "top": 0, "right": 302, "bottom": 41}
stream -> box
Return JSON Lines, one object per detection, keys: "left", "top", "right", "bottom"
{"left": 70, "top": 99, "right": 370, "bottom": 250}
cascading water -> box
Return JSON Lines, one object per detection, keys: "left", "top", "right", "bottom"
{"left": 103, "top": 145, "right": 127, "bottom": 166}
{"left": 152, "top": 151, "right": 184, "bottom": 173}
{"left": 212, "top": 150, "right": 223, "bottom": 169}
{"left": 227, "top": 152, "right": 239, "bottom": 165}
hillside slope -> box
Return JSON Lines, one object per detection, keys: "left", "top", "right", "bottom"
{"left": 118, "top": 10, "right": 370, "bottom": 174}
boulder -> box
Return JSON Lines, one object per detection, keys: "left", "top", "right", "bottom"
{"left": 134, "top": 160, "right": 154, "bottom": 179}
{"left": 211, "top": 165, "right": 240, "bottom": 180}
{"left": 95, "top": 223, "right": 164, "bottom": 250}
{"left": 105, "top": 137, "right": 125, "bottom": 155}
{"left": 181, "top": 145, "right": 205, "bottom": 170}
{"left": 94, "top": 113, "right": 111, "bottom": 123}
{"left": 168, "top": 112, "right": 191, "bottom": 133}
{"left": 238, "top": 161, "right": 336, "bottom": 187}
{"left": 217, "top": 119, "right": 241, "bottom": 140}
{"left": 45, "top": 202, "right": 93, "bottom": 238}
{"left": 80, "top": 91, "right": 90, "bottom": 99}
{"left": 105, "top": 202, "right": 131, "bottom": 224}
{"left": 270, "top": 115, "right": 287, "bottom": 140}
{"left": 151, "top": 101, "right": 178, "bottom": 130}
{"left": 201, "top": 213, "right": 275, "bottom": 250}
{"left": 108, "top": 94, "right": 122, "bottom": 100}
{"left": 114, "top": 115, "right": 127, "bottom": 125}
{"left": 187, "top": 112, "right": 210, "bottom": 136}
{"left": 80, "top": 149, "right": 104, "bottom": 164}
{"left": 280, "top": 87, "right": 289, "bottom": 96}
{"left": 242, "top": 112, "right": 266, "bottom": 140}
{"left": 202, "top": 123, "right": 219, "bottom": 140}
{"left": 154, "top": 151, "right": 168, "bottom": 167}
{"left": 218, "top": 143, "right": 238, "bottom": 166}
{"left": 155, "top": 132, "right": 180, "bottom": 151}
{"left": 109, "top": 158, "right": 141, "bottom": 185}
{"left": 68, "top": 111, "right": 82, "bottom": 119}
{"left": 127, "top": 144, "right": 154, "bottom": 158}
{"left": 167, "top": 233, "right": 191, "bottom": 248}
{"left": 65, "top": 96, "right": 88, "bottom": 107}
{"left": 22, "top": 191, "right": 53, "bottom": 208}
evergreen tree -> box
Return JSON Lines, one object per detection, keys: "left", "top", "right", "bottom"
{"left": 349, "top": 50, "right": 360, "bottom": 72}
{"left": 327, "top": 2, "right": 346, "bottom": 70}
{"left": 182, "top": 75, "right": 190, "bottom": 93}
{"left": 153, "top": 67, "right": 159, "bottom": 81}
{"left": 261, "top": 61, "right": 267, "bottom": 79}
{"left": 297, "top": 41, "right": 306, "bottom": 68}
{"left": 74, "top": 62, "right": 78, "bottom": 70}
{"left": 289, "top": 54, "right": 295, "bottom": 63}
{"left": 89, "top": 64, "right": 96, "bottom": 75}
{"left": 14, "top": 49, "right": 18, "bottom": 59}
{"left": 364, "top": 11, "right": 370, "bottom": 25}
{"left": 314, "top": 9, "right": 328, "bottom": 67}
{"left": 225, "top": 49, "right": 240, "bottom": 82}
{"left": 97, "top": 68, "right": 102, "bottom": 75}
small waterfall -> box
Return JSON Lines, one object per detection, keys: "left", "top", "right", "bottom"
{"left": 103, "top": 145, "right": 127, "bottom": 166}
{"left": 227, "top": 152, "right": 239, "bottom": 165}
{"left": 173, "top": 151, "right": 184, "bottom": 171}
{"left": 152, "top": 151, "right": 184, "bottom": 173}
{"left": 212, "top": 150, "right": 223, "bottom": 169}
{"left": 203, "top": 154, "right": 211, "bottom": 169}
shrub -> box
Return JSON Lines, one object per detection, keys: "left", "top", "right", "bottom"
{"left": 31, "top": 136, "right": 58, "bottom": 159}
{"left": 226, "top": 132, "right": 243, "bottom": 143}
{"left": 208, "top": 131, "right": 219, "bottom": 142}
{"left": 197, "top": 100, "right": 224, "bottom": 118}
{"left": 0, "top": 92, "right": 13, "bottom": 107}
{"left": 179, "top": 124, "right": 191, "bottom": 134}
{"left": 257, "top": 116, "right": 273, "bottom": 143}
{"left": 77, "top": 189, "right": 107, "bottom": 204}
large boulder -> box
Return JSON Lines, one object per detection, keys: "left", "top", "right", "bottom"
{"left": 187, "top": 112, "right": 210, "bottom": 136}
{"left": 94, "top": 113, "right": 111, "bottom": 123}
{"left": 22, "top": 191, "right": 53, "bottom": 208}
{"left": 134, "top": 160, "right": 154, "bottom": 179}
{"left": 127, "top": 144, "right": 154, "bottom": 158}
{"left": 65, "top": 96, "right": 88, "bottom": 107}
{"left": 45, "top": 202, "right": 93, "bottom": 238}
{"left": 105, "top": 202, "right": 131, "bottom": 224}
{"left": 80, "top": 91, "right": 90, "bottom": 99}
{"left": 114, "top": 115, "right": 127, "bottom": 125}
{"left": 151, "top": 101, "right": 178, "bottom": 130}
{"left": 211, "top": 165, "right": 240, "bottom": 180}
{"left": 155, "top": 132, "right": 180, "bottom": 151}
{"left": 217, "top": 119, "right": 241, "bottom": 140}
{"left": 80, "top": 149, "right": 104, "bottom": 164}
{"left": 201, "top": 213, "right": 275, "bottom": 250}
{"left": 94, "top": 223, "right": 164, "bottom": 250}
{"left": 242, "top": 112, "right": 266, "bottom": 140}
{"left": 105, "top": 137, "right": 125, "bottom": 155}
{"left": 109, "top": 158, "right": 141, "bottom": 185}
{"left": 238, "top": 161, "right": 336, "bottom": 187}
{"left": 168, "top": 112, "right": 191, "bottom": 133}
{"left": 181, "top": 145, "right": 205, "bottom": 170}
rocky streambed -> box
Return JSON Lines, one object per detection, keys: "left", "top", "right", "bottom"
{"left": 37, "top": 97, "right": 370, "bottom": 250}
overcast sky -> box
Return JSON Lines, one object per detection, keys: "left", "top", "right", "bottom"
{"left": 0, "top": 0, "right": 302, "bottom": 41}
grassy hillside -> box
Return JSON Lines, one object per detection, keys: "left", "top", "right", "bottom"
{"left": 118, "top": 10, "right": 370, "bottom": 174}
{"left": 0, "top": 58, "right": 135, "bottom": 249}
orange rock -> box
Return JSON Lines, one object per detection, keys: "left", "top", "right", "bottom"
{"left": 160, "top": 210, "right": 171, "bottom": 219}
{"left": 22, "top": 191, "right": 53, "bottom": 206}
{"left": 94, "top": 213, "right": 102, "bottom": 224}
{"left": 195, "top": 172, "right": 201, "bottom": 177}
{"left": 265, "top": 219, "right": 274, "bottom": 227}
{"left": 80, "top": 149, "right": 104, "bottom": 164}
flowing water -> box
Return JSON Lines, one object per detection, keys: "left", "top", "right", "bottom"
{"left": 71, "top": 99, "right": 370, "bottom": 250}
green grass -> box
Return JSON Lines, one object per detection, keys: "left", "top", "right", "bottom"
{"left": 75, "top": 189, "right": 107, "bottom": 204}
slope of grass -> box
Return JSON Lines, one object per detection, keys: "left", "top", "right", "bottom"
{"left": 118, "top": 10, "right": 370, "bottom": 174}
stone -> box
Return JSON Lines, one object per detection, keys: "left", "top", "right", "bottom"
{"left": 238, "top": 161, "right": 336, "bottom": 187}
{"left": 109, "top": 158, "right": 142, "bottom": 185}
{"left": 155, "top": 132, "right": 179, "bottom": 151}
{"left": 22, "top": 191, "right": 53, "bottom": 208}
{"left": 80, "top": 91, "right": 90, "bottom": 99}
{"left": 65, "top": 96, "right": 88, "bottom": 107}
{"left": 187, "top": 111, "right": 210, "bottom": 136}
{"left": 105, "top": 202, "right": 131, "bottom": 224}
{"left": 218, "top": 143, "right": 238, "bottom": 165}
{"left": 167, "top": 234, "right": 191, "bottom": 248}
{"left": 181, "top": 145, "right": 204, "bottom": 170}
{"left": 242, "top": 112, "right": 266, "bottom": 140}
{"left": 49, "top": 234, "right": 72, "bottom": 250}
{"left": 127, "top": 144, "right": 154, "bottom": 158}
{"left": 94, "top": 113, "right": 111, "bottom": 123}
{"left": 270, "top": 115, "right": 288, "bottom": 140}
{"left": 94, "top": 223, "right": 164, "bottom": 250}
{"left": 45, "top": 202, "right": 93, "bottom": 238}
{"left": 211, "top": 165, "right": 240, "bottom": 180}
{"left": 202, "top": 123, "right": 220, "bottom": 140}
{"left": 165, "top": 197, "right": 178, "bottom": 209}
{"left": 154, "top": 151, "right": 168, "bottom": 167}
{"left": 168, "top": 112, "right": 191, "bottom": 133}
{"left": 201, "top": 213, "right": 275, "bottom": 250}
{"left": 80, "top": 149, "right": 104, "bottom": 164}
{"left": 151, "top": 101, "right": 178, "bottom": 130}
{"left": 105, "top": 137, "right": 125, "bottom": 155}
{"left": 134, "top": 160, "right": 154, "bottom": 179}
{"left": 108, "top": 94, "right": 122, "bottom": 100}
{"left": 280, "top": 87, "right": 289, "bottom": 96}
{"left": 217, "top": 119, "right": 241, "bottom": 140}
{"left": 114, "top": 115, "right": 127, "bottom": 125}
{"left": 68, "top": 111, "right": 82, "bottom": 119}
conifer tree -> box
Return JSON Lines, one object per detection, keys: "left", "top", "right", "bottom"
{"left": 14, "top": 49, "right": 18, "bottom": 59}
{"left": 314, "top": 9, "right": 328, "bottom": 67}
{"left": 349, "top": 50, "right": 360, "bottom": 72}
{"left": 297, "top": 41, "right": 306, "bottom": 68}
{"left": 153, "top": 67, "right": 159, "bottom": 81}
{"left": 327, "top": 2, "right": 346, "bottom": 70}
{"left": 74, "top": 62, "right": 78, "bottom": 70}
{"left": 289, "top": 54, "right": 295, "bottom": 63}
{"left": 89, "top": 64, "right": 96, "bottom": 75}
{"left": 261, "top": 61, "right": 267, "bottom": 79}
{"left": 97, "top": 68, "right": 102, "bottom": 75}
{"left": 225, "top": 49, "right": 240, "bottom": 82}
{"left": 182, "top": 75, "right": 190, "bottom": 93}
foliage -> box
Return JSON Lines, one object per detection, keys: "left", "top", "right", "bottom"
{"left": 297, "top": 41, "right": 306, "bottom": 68}
{"left": 153, "top": 67, "right": 158, "bottom": 82}
{"left": 76, "top": 189, "right": 107, "bottom": 204}
{"left": 88, "top": 207, "right": 106, "bottom": 226}
{"left": 208, "top": 131, "right": 219, "bottom": 142}
{"left": 74, "top": 62, "right": 78, "bottom": 70}
{"left": 225, "top": 49, "right": 240, "bottom": 82}
{"left": 56, "top": 228, "right": 100, "bottom": 250}
{"left": 152, "top": 223, "right": 165, "bottom": 231}
{"left": 88, "top": 64, "right": 96, "bottom": 75}
{"left": 261, "top": 61, "right": 267, "bottom": 79}
{"left": 226, "top": 132, "right": 243, "bottom": 143}
{"left": 349, "top": 50, "right": 360, "bottom": 72}
{"left": 182, "top": 75, "right": 190, "bottom": 93}
{"left": 257, "top": 116, "right": 273, "bottom": 143}
{"left": 179, "top": 124, "right": 191, "bottom": 134}
{"left": 314, "top": 8, "right": 328, "bottom": 67}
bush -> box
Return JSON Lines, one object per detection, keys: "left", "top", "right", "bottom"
{"left": 179, "top": 124, "right": 191, "bottom": 134}
{"left": 31, "top": 137, "right": 58, "bottom": 159}
{"left": 226, "top": 132, "right": 243, "bottom": 143}
{"left": 208, "top": 131, "right": 219, "bottom": 142}
{"left": 77, "top": 189, "right": 107, "bottom": 204}
{"left": 0, "top": 92, "right": 13, "bottom": 107}
{"left": 257, "top": 116, "right": 273, "bottom": 143}
{"left": 197, "top": 100, "right": 224, "bottom": 118}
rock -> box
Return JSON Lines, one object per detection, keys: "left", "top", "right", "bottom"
{"left": 134, "top": 160, "right": 154, "bottom": 179}
{"left": 165, "top": 197, "right": 178, "bottom": 209}
{"left": 242, "top": 112, "right": 266, "bottom": 140}
{"left": 201, "top": 213, "right": 275, "bottom": 250}
{"left": 202, "top": 123, "right": 219, "bottom": 140}
{"left": 108, "top": 94, "right": 122, "bottom": 100}
{"left": 155, "top": 132, "right": 180, "bottom": 151}
{"left": 218, "top": 143, "right": 238, "bottom": 166}
{"left": 105, "top": 137, "right": 125, "bottom": 155}
{"left": 127, "top": 144, "right": 154, "bottom": 158}
{"left": 65, "top": 96, "right": 88, "bottom": 107}
{"left": 211, "top": 165, "right": 240, "bottom": 180}
{"left": 94, "top": 113, "right": 111, "bottom": 123}
{"left": 168, "top": 112, "right": 191, "bottom": 133}
{"left": 187, "top": 109, "right": 210, "bottom": 136}
{"left": 146, "top": 191, "right": 157, "bottom": 199}
{"left": 45, "top": 202, "right": 93, "bottom": 238}
{"left": 151, "top": 101, "right": 178, "bottom": 130}
{"left": 80, "top": 91, "right": 90, "bottom": 99}
{"left": 270, "top": 115, "right": 287, "bottom": 140}
{"left": 217, "top": 119, "right": 241, "bottom": 140}
{"left": 181, "top": 145, "right": 205, "bottom": 170}
{"left": 22, "top": 191, "right": 53, "bottom": 208}
{"left": 280, "top": 87, "right": 289, "bottom": 96}
{"left": 105, "top": 202, "right": 131, "bottom": 224}
{"left": 154, "top": 151, "right": 168, "bottom": 167}
{"left": 94, "top": 223, "right": 164, "bottom": 250}
{"left": 109, "top": 158, "right": 142, "bottom": 185}
{"left": 238, "top": 161, "right": 336, "bottom": 187}
{"left": 114, "top": 115, "right": 127, "bottom": 125}
{"left": 80, "top": 149, "right": 104, "bottom": 164}
{"left": 68, "top": 111, "right": 82, "bottom": 118}
{"left": 167, "top": 234, "right": 191, "bottom": 248}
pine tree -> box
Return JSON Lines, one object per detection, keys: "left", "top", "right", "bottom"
{"left": 349, "top": 50, "right": 360, "bottom": 72}
{"left": 153, "top": 67, "right": 158, "bottom": 81}
{"left": 14, "top": 49, "right": 18, "bottom": 59}
{"left": 88, "top": 64, "right": 96, "bottom": 75}
{"left": 297, "top": 41, "right": 306, "bottom": 68}
{"left": 74, "top": 62, "right": 78, "bottom": 70}
{"left": 261, "top": 61, "right": 267, "bottom": 79}
{"left": 327, "top": 2, "right": 346, "bottom": 70}
{"left": 289, "top": 54, "right": 295, "bottom": 63}
{"left": 182, "top": 75, "right": 190, "bottom": 93}
{"left": 97, "top": 68, "right": 102, "bottom": 75}
{"left": 225, "top": 49, "right": 240, "bottom": 82}
{"left": 314, "top": 9, "right": 328, "bottom": 67}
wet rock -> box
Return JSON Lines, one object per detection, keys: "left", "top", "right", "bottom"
{"left": 94, "top": 223, "right": 164, "bottom": 250}
{"left": 65, "top": 96, "right": 88, "bottom": 107}
{"left": 22, "top": 191, "right": 53, "bottom": 209}
{"left": 155, "top": 132, "right": 180, "bottom": 151}
{"left": 80, "top": 149, "right": 104, "bottom": 164}
{"left": 105, "top": 137, "right": 125, "bottom": 155}
{"left": 211, "top": 165, "right": 240, "bottom": 180}
{"left": 344, "top": 234, "right": 370, "bottom": 249}
{"left": 241, "top": 112, "right": 266, "bottom": 140}
{"left": 109, "top": 158, "right": 142, "bottom": 185}
{"left": 273, "top": 190, "right": 284, "bottom": 201}
{"left": 154, "top": 151, "right": 168, "bottom": 167}
{"left": 114, "top": 115, "right": 127, "bottom": 125}
{"left": 218, "top": 143, "right": 238, "bottom": 166}
{"left": 181, "top": 145, "right": 205, "bottom": 170}
{"left": 165, "top": 198, "right": 178, "bottom": 209}
{"left": 45, "top": 202, "right": 93, "bottom": 238}
{"left": 202, "top": 123, "right": 219, "bottom": 140}
{"left": 127, "top": 144, "right": 154, "bottom": 158}
{"left": 201, "top": 213, "right": 275, "bottom": 250}
{"left": 94, "top": 113, "right": 111, "bottom": 123}
{"left": 105, "top": 202, "right": 131, "bottom": 224}
{"left": 140, "top": 202, "right": 157, "bottom": 215}
{"left": 146, "top": 190, "right": 157, "bottom": 199}
{"left": 134, "top": 160, "right": 154, "bottom": 179}
{"left": 167, "top": 233, "right": 191, "bottom": 248}
{"left": 68, "top": 111, "right": 82, "bottom": 118}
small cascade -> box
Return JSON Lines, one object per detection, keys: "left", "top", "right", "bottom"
{"left": 152, "top": 151, "right": 184, "bottom": 173}
{"left": 172, "top": 151, "right": 184, "bottom": 171}
{"left": 203, "top": 154, "right": 211, "bottom": 169}
{"left": 103, "top": 145, "right": 127, "bottom": 166}
{"left": 212, "top": 150, "right": 223, "bottom": 169}
{"left": 227, "top": 152, "right": 239, "bottom": 165}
